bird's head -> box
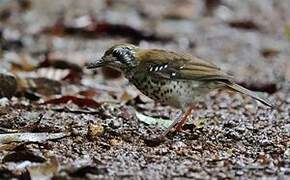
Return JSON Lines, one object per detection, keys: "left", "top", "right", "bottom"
{"left": 86, "top": 43, "right": 139, "bottom": 71}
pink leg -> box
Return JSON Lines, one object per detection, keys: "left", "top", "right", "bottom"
{"left": 162, "top": 111, "right": 183, "bottom": 136}
{"left": 175, "top": 106, "right": 194, "bottom": 131}
{"left": 162, "top": 106, "right": 194, "bottom": 137}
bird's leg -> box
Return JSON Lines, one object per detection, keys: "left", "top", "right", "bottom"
{"left": 162, "top": 110, "right": 183, "bottom": 136}
{"left": 161, "top": 106, "right": 194, "bottom": 137}
{"left": 175, "top": 106, "right": 194, "bottom": 132}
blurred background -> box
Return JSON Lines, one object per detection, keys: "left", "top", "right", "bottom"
{"left": 0, "top": 0, "right": 290, "bottom": 179}
{"left": 1, "top": 0, "right": 290, "bottom": 84}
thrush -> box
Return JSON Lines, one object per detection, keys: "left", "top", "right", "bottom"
{"left": 87, "top": 44, "right": 272, "bottom": 136}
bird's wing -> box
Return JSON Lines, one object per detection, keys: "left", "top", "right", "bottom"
{"left": 135, "top": 49, "right": 233, "bottom": 82}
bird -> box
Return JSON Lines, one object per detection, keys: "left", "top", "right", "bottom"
{"left": 86, "top": 43, "right": 273, "bottom": 137}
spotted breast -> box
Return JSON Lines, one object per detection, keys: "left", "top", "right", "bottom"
{"left": 127, "top": 71, "right": 217, "bottom": 109}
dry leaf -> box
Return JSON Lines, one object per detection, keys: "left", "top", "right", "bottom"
{"left": 3, "top": 151, "right": 46, "bottom": 163}
{"left": 44, "top": 95, "right": 101, "bottom": 108}
{"left": 135, "top": 111, "right": 172, "bottom": 128}
{"left": 0, "top": 132, "right": 68, "bottom": 144}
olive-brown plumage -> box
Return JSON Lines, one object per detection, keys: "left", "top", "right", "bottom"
{"left": 87, "top": 43, "right": 272, "bottom": 136}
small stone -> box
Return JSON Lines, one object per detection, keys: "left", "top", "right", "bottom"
{"left": 25, "top": 77, "right": 61, "bottom": 96}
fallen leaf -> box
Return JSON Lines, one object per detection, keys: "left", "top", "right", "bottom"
{"left": 44, "top": 95, "right": 101, "bottom": 108}
{"left": 0, "top": 143, "right": 18, "bottom": 151}
{"left": 38, "top": 53, "right": 82, "bottom": 71}
{"left": 28, "top": 78, "right": 62, "bottom": 96}
{"left": 228, "top": 20, "right": 260, "bottom": 30}
{"left": 43, "top": 15, "right": 172, "bottom": 43}
{"left": 38, "top": 53, "right": 83, "bottom": 83}
{"left": 0, "top": 127, "right": 19, "bottom": 133}
{"left": 0, "top": 132, "right": 68, "bottom": 144}
{"left": 16, "top": 77, "right": 62, "bottom": 97}
{"left": 135, "top": 111, "right": 172, "bottom": 128}
{"left": 62, "top": 70, "right": 83, "bottom": 83}
{"left": 35, "top": 68, "right": 70, "bottom": 81}
{"left": 3, "top": 151, "right": 46, "bottom": 163}
{"left": 78, "top": 89, "right": 99, "bottom": 98}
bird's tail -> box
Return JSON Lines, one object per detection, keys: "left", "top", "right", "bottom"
{"left": 226, "top": 83, "right": 273, "bottom": 108}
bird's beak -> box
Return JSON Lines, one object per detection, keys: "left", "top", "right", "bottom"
{"left": 86, "top": 59, "right": 107, "bottom": 69}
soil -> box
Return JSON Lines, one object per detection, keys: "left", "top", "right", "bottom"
{"left": 0, "top": 0, "right": 290, "bottom": 179}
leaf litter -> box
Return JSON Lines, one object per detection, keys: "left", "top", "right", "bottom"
{"left": 0, "top": 0, "right": 290, "bottom": 179}
{"left": 135, "top": 111, "right": 172, "bottom": 128}
{"left": 0, "top": 132, "right": 69, "bottom": 144}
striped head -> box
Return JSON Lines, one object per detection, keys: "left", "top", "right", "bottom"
{"left": 87, "top": 44, "right": 139, "bottom": 71}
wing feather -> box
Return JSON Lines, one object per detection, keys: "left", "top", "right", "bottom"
{"left": 135, "top": 49, "right": 232, "bottom": 82}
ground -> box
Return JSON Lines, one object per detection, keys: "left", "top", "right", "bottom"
{"left": 0, "top": 0, "right": 290, "bottom": 179}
